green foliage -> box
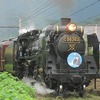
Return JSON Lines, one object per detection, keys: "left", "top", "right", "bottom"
{"left": 4, "top": 64, "right": 13, "bottom": 73}
{"left": 0, "top": 72, "right": 36, "bottom": 100}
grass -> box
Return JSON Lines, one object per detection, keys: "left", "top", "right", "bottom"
{"left": 86, "top": 79, "right": 100, "bottom": 96}
{"left": 36, "top": 94, "right": 100, "bottom": 100}
{"left": 36, "top": 79, "right": 100, "bottom": 100}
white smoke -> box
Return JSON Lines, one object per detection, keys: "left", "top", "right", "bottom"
{"left": 34, "top": 82, "right": 55, "bottom": 95}
{"left": 22, "top": 77, "right": 35, "bottom": 86}
{"left": 19, "top": 29, "right": 27, "bottom": 34}
{"left": 19, "top": 25, "right": 36, "bottom": 35}
{"left": 22, "top": 77, "right": 55, "bottom": 95}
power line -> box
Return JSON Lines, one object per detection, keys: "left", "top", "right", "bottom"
{"left": 1, "top": 1, "right": 54, "bottom": 33}
{"left": 5, "top": 0, "right": 100, "bottom": 34}
{"left": 19, "top": 4, "right": 55, "bottom": 24}
{"left": 84, "top": 25, "right": 100, "bottom": 34}
{"left": 18, "top": 1, "right": 54, "bottom": 24}
{"left": 55, "top": 0, "right": 100, "bottom": 24}
{"left": 23, "top": 0, "right": 53, "bottom": 19}
{"left": 77, "top": 13, "right": 100, "bottom": 25}
{"left": 6, "top": 1, "right": 50, "bottom": 27}
{"left": 69, "top": 0, "right": 100, "bottom": 17}
{"left": 22, "top": 10, "right": 61, "bottom": 26}
{"left": 3, "top": 0, "right": 100, "bottom": 27}
{"left": 0, "top": 26, "right": 19, "bottom": 28}
{"left": 5, "top": 0, "right": 55, "bottom": 33}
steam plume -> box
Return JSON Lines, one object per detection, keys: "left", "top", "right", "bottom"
{"left": 22, "top": 77, "right": 55, "bottom": 95}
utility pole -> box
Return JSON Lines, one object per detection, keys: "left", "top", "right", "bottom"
{"left": 95, "top": 24, "right": 97, "bottom": 34}
{"left": 19, "top": 17, "right": 22, "bottom": 35}
{"left": 29, "top": 0, "right": 32, "bottom": 26}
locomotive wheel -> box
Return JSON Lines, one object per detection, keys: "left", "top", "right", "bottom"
{"left": 45, "top": 78, "right": 57, "bottom": 89}
{"left": 48, "top": 79, "right": 55, "bottom": 89}
{"left": 78, "top": 85, "right": 85, "bottom": 97}
{"left": 55, "top": 84, "right": 65, "bottom": 97}
{"left": 79, "top": 92, "right": 85, "bottom": 97}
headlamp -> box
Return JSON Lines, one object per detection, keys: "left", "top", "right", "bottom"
{"left": 67, "top": 23, "right": 77, "bottom": 32}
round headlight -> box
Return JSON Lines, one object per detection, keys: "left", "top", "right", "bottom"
{"left": 67, "top": 52, "right": 82, "bottom": 68}
{"left": 67, "top": 23, "right": 77, "bottom": 32}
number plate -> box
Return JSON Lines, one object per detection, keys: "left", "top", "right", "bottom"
{"left": 63, "top": 36, "right": 80, "bottom": 43}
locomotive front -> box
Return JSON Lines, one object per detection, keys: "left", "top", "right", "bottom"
{"left": 57, "top": 23, "right": 85, "bottom": 69}
{"left": 38, "top": 18, "right": 98, "bottom": 96}
{"left": 50, "top": 22, "right": 86, "bottom": 91}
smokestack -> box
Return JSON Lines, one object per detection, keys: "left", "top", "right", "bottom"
{"left": 61, "top": 18, "right": 71, "bottom": 26}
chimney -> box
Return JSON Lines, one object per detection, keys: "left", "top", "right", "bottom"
{"left": 61, "top": 18, "right": 71, "bottom": 26}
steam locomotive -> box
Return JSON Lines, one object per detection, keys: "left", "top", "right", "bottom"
{"left": 32, "top": 18, "right": 99, "bottom": 96}
{"left": 1, "top": 18, "right": 99, "bottom": 97}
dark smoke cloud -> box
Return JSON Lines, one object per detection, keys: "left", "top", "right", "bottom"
{"left": 52, "top": 0, "right": 75, "bottom": 10}
{"left": 53, "top": 0, "right": 76, "bottom": 17}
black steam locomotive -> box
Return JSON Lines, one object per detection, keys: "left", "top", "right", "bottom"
{"left": 13, "top": 18, "right": 99, "bottom": 97}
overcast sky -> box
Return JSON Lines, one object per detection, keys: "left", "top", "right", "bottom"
{"left": 0, "top": 0, "right": 100, "bottom": 41}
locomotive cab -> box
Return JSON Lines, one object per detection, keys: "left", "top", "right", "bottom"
{"left": 13, "top": 30, "right": 40, "bottom": 78}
